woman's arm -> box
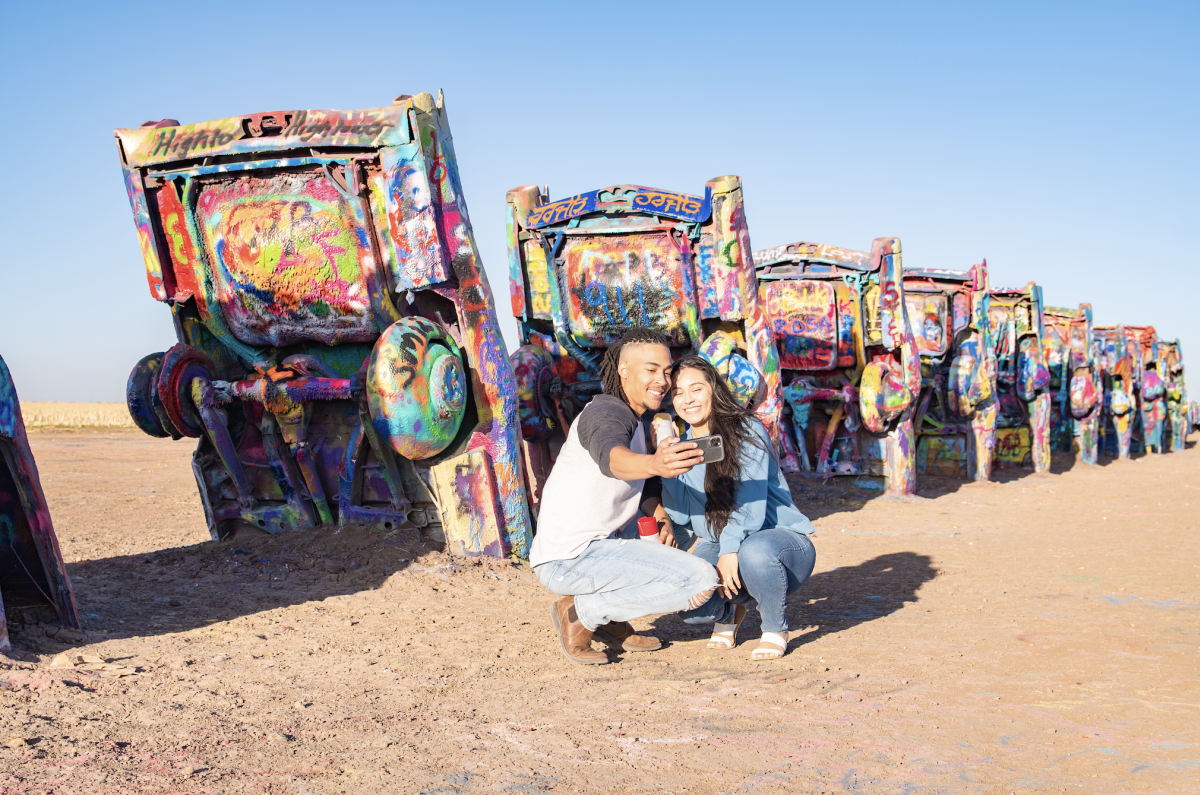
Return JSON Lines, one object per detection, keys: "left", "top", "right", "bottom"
{"left": 717, "top": 430, "right": 771, "bottom": 557}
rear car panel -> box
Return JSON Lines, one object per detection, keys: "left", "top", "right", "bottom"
{"left": 116, "top": 94, "right": 531, "bottom": 557}
{"left": 903, "top": 265, "right": 996, "bottom": 481}
{"left": 1043, "top": 304, "right": 1100, "bottom": 463}
{"left": 988, "top": 283, "right": 1052, "bottom": 472}
{"left": 754, "top": 240, "right": 921, "bottom": 495}
{"left": 506, "top": 178, "right": 784, "bottom": 511}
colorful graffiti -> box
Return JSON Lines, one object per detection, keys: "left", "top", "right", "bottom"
{"left": 755, "top": 238, "right": 918, "bottom": 495}
{"left": 904, "top": 264, "right": 995, "bottom": 483}
{"left": 0, "top": 355, "right": 81, "bottom": 650}
{"left": 1044, "top": 304, "right": 1100, "bottom": 464}
{"left": 507, "top": 176, "right": 787, "bottom": 512}
{"left": 989, "top": 284, "right": 1051, "bottom": 473}
{"left": 561, "top": 234, "right": 694, "bottom": 348}
{"left": 116, "top": 94, "right": 531, "bottom": 558}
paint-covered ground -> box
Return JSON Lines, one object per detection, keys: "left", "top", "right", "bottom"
{"left": 2, "top": 430, "right": 1198, "bottom": 794}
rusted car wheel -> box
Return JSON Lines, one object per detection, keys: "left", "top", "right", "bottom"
{"left": 126, "top": 352, "right": 172, "bottom": 438}
{"left": 367, "top": 318, "right": 467, "bottom": 460}
{"left": 156, "top": 344, "right": 217, "bottom": 439}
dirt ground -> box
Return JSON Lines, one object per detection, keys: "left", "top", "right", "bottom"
{"left": 2, "top": 429, "right": 1198, "bottom": 794}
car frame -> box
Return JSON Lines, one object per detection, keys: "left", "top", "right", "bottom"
{"left": 116, "top": 92, "right": 531, "bottom": 558}
{"left": 505, "top": 177, "right": 784, "bottom": 509}
{"left": 1162, "top": 339, "right": 1187, "bottom": 452}
{"left": 753, "top": 239, "right": 921, "bottom": 495}
{"left": 1122, "top": 325, "right": 1165, "bottom": 454}
{"left": 1043, "top": 304, "right": 1101, "bottom": 464}
{"left": 987, "top": 282, "right": 1053, "bottom": 472}
{"left": 903, "top": 264, "right": 995, "bottom": 482}
{"left": 1093, "top": 324, "right": 1139, "bottom": 459}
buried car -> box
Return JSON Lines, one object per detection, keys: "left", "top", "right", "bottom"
{"left": 1123, "top": 325, "right": 1166, "bottom": 455}
{"left": 115, "top": 93, "right": 531, "bottom": 557}
{"left": 987, "top": 282, "right": 1052, "bottom": 473}
{"left": 753, "top": 239, "right": 921, "bottom": 495}
{"left": 1162, "top": 339, "right": 1187, "bottom": 452}
{"left": 505, "top": 177, "right": 783, "bottom": 509}
{"left": 903, "top": 263, "right": 996, "bottom": 482}
{"left": 1093, "top": 324, "right": 1139, "bottom": 460}
{"left": 0, "top": 356, "right": 80, "bottom": 651}
{"left": 1043, "top": 304, "right": 1101, "bottom": 464}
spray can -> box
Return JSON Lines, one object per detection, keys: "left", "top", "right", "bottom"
{"left": 637, "top": 516, "right": 659, "bottom": 541}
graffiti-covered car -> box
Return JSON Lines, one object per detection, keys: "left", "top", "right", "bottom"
{"left": 1162, "top": 339, "right": 1187, "bottom": 452}
{"left": 1093, "top": 324, "right": 1139, "bottom": 459}
{"left": 0, "top": 356, "right": 80, "bottom": 651}
{"left": 753, "top": 240, "right": 920, "bottom": 495}
{"left": 1123, "top": 326, "right": 1165, "bottom": 454}
{"left": 987, "top": 282, "right": 1052, "bottom": 472}
{"left": 116, "top": 93, "right": 531, "bottom": 558}
{"left": 902, "top": 264, "right": 995, "bottom": 482}
{"left": 505, "top": 177, "right": 782, "bottom": 507}
{"left": 1043, "top": 304, "right": 1100, "bottom": 463}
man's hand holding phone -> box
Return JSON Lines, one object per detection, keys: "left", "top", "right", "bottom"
{"left": 651, "top": 437, "right": 704, "bottom": 478}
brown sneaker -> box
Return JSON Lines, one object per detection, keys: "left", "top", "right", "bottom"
{"left": 550, "top": 596, "right": 608, "bottom": 664}
{"left": 592, "top": 621, "right": 662, "bottom": 652}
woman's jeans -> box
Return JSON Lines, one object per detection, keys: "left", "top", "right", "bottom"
{"left": 534, "top": 535, "right": 718, "bottom": 632}
{"left": 681, "top": 528, "right": 816, "bottom": 634}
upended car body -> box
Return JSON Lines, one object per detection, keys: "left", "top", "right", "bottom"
{"left": 753, "top": 240, "right": 921, "bottom": 495}
{"left": 1043, "top": 304, "right": 1101, "bottom": 464}
{"left": 0, "top": 356, "right": 80, "bottom": 651}
{"left": 1121, "top": 325, "right": 1165, "bottom": 455}
{"left": 902, "top": 264, "right": 996, "bottom": 482}
{"left": 1162, "top": 340, "right": 1187, "bottom": 452}
{"left": 116, "top": 93, "right": 531, "bottom": 557}
{"left": 505, "top": 177, "right": 783, "bottom": 510}
{"left": 1093, "top": 324, "right": 1139, "bottom": 460}
{"left": 987, "top": 283, "right": 1052, "bottom": 472}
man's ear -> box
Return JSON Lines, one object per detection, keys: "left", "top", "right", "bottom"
{"left": 618, "top": 362, "right": 628, "bottom": 379}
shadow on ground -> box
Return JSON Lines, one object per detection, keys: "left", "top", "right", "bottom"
{"left": 648, "top": 551, "right": 937, "bottom": 651}
{"left": 2, "top": 523, "right": 494, "bottom": 654}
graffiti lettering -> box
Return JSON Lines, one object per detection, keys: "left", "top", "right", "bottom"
{"left": 631, "top": 190, "right": 706, "bottom": 220}
{"left": 527, "top": 192, "right": 596, "bottom": 228}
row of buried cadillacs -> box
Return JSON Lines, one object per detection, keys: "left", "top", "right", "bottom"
{"left": 1, "top": 94, "right": 1195, "bottom": 646}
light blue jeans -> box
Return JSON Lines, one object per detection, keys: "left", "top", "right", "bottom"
{"left": 680, "top": 528, "right": 816, "bottom": 634}
{"left": 534, "top": 531, "right": 719, "bottom": 631}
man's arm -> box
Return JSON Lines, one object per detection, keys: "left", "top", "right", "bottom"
{"left": 577, "top": 396, "right": 703, "bottom": 480}
{"left": 609, "top": 442, "right": 704, "bottom": 480}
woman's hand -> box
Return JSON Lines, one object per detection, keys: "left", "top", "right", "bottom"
{"left": 650, "top": 438, "right": 704, "bottom": 478}
{"left": 716, "top": 553, "right": 740, "bottom": 598}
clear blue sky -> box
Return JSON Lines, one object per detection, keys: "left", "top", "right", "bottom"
{"left": 2, "top": 1, "right": 1195, "bottom": 401}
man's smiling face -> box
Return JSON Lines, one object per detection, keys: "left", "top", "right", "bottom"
{"left": 618, "top": 342, "right": 673, "bottom": 415}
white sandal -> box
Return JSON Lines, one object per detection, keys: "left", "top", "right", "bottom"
{"left": 706, "top": 604, "right": 747, "bottom": 650}
{"left": 750, "top": 631, "right": 789, "bottom": 660}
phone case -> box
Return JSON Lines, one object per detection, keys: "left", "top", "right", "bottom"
{"left": 694, "top": 435, "right": 725, "bottom": 463}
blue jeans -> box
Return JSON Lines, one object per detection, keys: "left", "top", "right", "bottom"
{"left": 681, "top": 528, "right": 816, "bottom": 634}
{"left": 534, "top": 534, "right": 718, "bottom": 631}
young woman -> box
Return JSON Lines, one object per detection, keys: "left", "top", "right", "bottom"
{"left": 660, "top": 355, "right": 817, "bottom": 660}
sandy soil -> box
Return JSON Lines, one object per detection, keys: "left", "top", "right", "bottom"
{"left": 2, "top": 429, "right": 1198, "bottom": 794}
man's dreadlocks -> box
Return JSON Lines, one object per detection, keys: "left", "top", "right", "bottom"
{"left": 598, "top": 327, "right": 673, "bottom": 403}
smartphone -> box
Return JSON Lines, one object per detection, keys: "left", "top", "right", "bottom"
{"left": 692, "top": 434, "right": 725, "bottom": 463}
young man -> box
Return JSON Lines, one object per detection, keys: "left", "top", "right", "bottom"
{"left": 530, "top": 328, "right": 719, "bottom": 664}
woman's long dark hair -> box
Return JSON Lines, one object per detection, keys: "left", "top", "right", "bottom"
{"left": 670, "top": 355, "right": 767, "bottom": 537}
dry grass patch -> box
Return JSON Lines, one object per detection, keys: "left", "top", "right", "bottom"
{"left": 20, "top": 402, "right": 135, "bottom": 429}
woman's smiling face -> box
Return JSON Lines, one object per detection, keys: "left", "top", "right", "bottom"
{"left": 672, "top": 366, "right": 713, "bottom": 429}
